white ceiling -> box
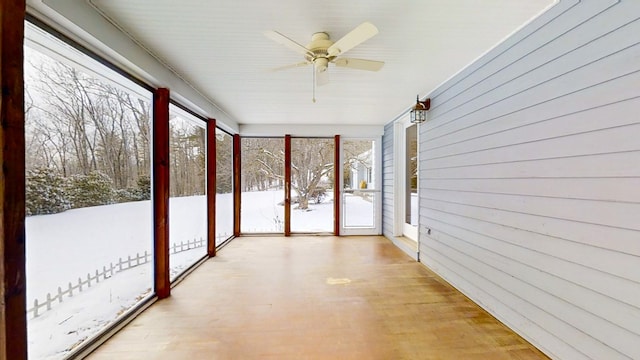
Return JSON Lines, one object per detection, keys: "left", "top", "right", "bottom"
{"left": 27, "top": 0, "right": 554, "bottom": 130}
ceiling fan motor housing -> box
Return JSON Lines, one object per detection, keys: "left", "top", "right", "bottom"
{"left": 307, "top": 32, "right": 334, "bottom": 72}
{"left": 265, "top": 21, "right": 383, "bottom": 80}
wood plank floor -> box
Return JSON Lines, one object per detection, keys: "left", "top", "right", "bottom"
{"left": 88, "top": 236, "right": 549, "bottom": 360}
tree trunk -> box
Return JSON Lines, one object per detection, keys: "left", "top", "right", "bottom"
{"left": 298, "top": 196, "right": 309, "bottom": 210}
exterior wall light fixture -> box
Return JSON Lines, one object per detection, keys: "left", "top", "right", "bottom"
{"left": 410, "top": 95, "right": 430, "bottom": 124}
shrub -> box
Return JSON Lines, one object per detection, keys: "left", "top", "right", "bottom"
{"left": 25, "top": 167, "right": 70, "bottom": 216}
{"left": 113, "top": 188, "right": 138, "bottom": 203}
{"left": 309, "top": 186, "right": 326, "bottom": 204}
{"left": 112, "top": 175, "right": 151, "bottom": 203}
{"left": 66, "top": 171, "right": 114, "bottom": 208}
{"left": 135, "top": 175, "right": 151, "bottom": 200}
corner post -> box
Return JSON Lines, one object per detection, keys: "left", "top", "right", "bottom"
{"left": 334, "top": 135, "right": 341, "bottom": 235}
{"left": 206, "top": 119, "right": 217, "bottom": 256}
{"left": 153, "top": 88, "right": 170, "bottom": 299}
{"left": 0, "top": 0, "right": 27, "bottom": 358}
{"left": 284, "top": 135, "right": 291, "bottom": 236}
{"left": 233, "top": 134, "right": 241, "bottom": 237}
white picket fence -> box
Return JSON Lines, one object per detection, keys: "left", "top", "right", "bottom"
{"left": 28, "top": 234, "right": 229, "bottom": 318}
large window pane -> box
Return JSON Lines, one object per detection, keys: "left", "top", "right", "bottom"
{"left": 343, "top": 192, "right": 376, "bottom": 227}
{"left": 290, "top": 138, "right": 334, "bottom": 233}
{"left": 25, "top": 25, "right": 153, "bottom": 358}
{"left": 241, "top": 138, "right": 284, "bottom": 233}
{"left": 215, "top": 129, "right": 233, "bottom": 245}
{"left": 169, "top": 106, "right": 207, "bottom": 281}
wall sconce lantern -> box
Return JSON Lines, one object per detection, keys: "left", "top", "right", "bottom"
{"left": 410, "top": 95, "right": 431, "bottom": 124}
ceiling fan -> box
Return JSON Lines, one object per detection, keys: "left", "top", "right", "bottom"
{"left": 265, "top": 22, "right": 384, "bottom": 101}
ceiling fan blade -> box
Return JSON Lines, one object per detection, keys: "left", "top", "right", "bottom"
{"left": 327, "top": 22, "right": 379, "bottom": 57}
{"left": 264, "top": 30, "right": 313, "bottom": 57}
{"left": 316, "top": 70, "right": 329, "bottom": 86}
{"left": 333, "top": 57, "right": 384, "bottom": 71}
{"left": 270, "top": 61, "right": 310, "bottom": 72}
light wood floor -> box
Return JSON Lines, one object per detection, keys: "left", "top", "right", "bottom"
{"left": 88, "top": 236, "right": 548, "bottom": 360}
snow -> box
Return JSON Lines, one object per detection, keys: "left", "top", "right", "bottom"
{"left": 343, "top": 192, "right": 376, "bottom": 227}
{"left": 26, "top": 196, "right": 220, "bottom": 359}
{"left": 291, "top": 199, "right": 334, "bottom": 232}
{"left": 240, "top": 190, "right": 285, "bottom": 233}
{"left": 240, "top": 189, "right": 375, "bottom": 233}
{"left": 26, "top": 190, "right": 375, "bottom": 359}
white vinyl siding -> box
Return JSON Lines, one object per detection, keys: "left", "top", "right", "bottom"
{"left": 415, "top": 1, "right": 640, "bottom": 359}
{"left": 382, "top": 122, "right": 395, "bottom": 238}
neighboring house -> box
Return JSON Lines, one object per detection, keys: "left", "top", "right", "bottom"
{"left": 348, "top": 149, "right": 373, "bottom": 189}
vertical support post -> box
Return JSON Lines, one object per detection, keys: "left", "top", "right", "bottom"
{"left": 334, "top": 135, "right": 341, "bottom": 236}
{"left": 206, "top": 119, "right": 217, "bottom": 257}
{"left": 233, "top": 134, "right": 241, "bottom": 237}
{"left": 0, "top": 1, "right": 27, "bottom": 358}
{"left": 284, "top": 135, "right": 291, "bottom": 236}
{"left": 153, "top": 88, "right": 170, "bottom": 299}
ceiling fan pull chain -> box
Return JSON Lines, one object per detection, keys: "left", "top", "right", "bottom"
{"left": 312, "top": 66, "right": 317, "bottom": 103}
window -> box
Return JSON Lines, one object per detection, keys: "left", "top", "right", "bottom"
{"left": 240, "top": 137, "right": 284, "bottom": 233}
{"left": 215, "top": 128, "right": 234, "bottom": 245}
{"left": 290, "top": 138, "right": 334, "bottom": 233}
{"left": 24, "top": 22, "right": 153, "bottom": 358}
{"left": 168, "top": 105, "right": 207, "bottom": 281}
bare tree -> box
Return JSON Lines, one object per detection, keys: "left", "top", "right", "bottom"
{"left": 215, "top": 131, "right": 233, "bottom": 193}
{"left": 169, "top": 117, "right": 206, "bottom": 197}
{"left": 24, "top": 50, "right": 154, "bottom": 198}
{"left": 241, "top": 138, "right": 334, "bottom": 210}
{"left": 290, "top": 138, "right": 334, "bottom": 210}
{"left": 241, "top": 138, "right": 284, "bottom": 192}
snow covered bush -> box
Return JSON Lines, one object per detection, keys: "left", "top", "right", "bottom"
{"left": 113, "top": 188, "right": 138, "bottom": 203}
{"left": 113, "top": 175, "right": 151, "bottom": 203}
{"left": 66, "top": 171, "right": 114, "bottom": 208}
{"left": 25, "top": 167, "right": 71, "bottom": 216}
{"left": 135, "top": 175, "right": 151, "bottom": 200}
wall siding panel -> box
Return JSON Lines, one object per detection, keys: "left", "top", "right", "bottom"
{"left": 420, "top": 253, "right": 592, "bottom": 360}
{"left": 382, "top": 122, "right": 395, "bottom": 239}
{"left": 421, "top": 197, "right": 640, "bottom": 257}
{"left": 415, "top": 1, "right": 640, "bottom": 359}
{"left": 424, "top": 72, "right": 640, "bottom": 152}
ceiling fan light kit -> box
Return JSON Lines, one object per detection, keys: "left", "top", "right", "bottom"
{"left": 265, "top": 22, "right": 384, "bottom": 101}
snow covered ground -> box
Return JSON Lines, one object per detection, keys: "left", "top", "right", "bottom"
{"left": 241, "top": 189, "right": 337, "bottom": 233}
{"left": 241, "top": 189, "right": 376, "bottom": 233}
{"left": 240, "top": 190, "right": 286, "bottom": 233}
{"left": 26, "top": 190, "right": 375, "bottom": 359}
{"left": 26, "top": 195, "right": 221, "bottom": 359}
